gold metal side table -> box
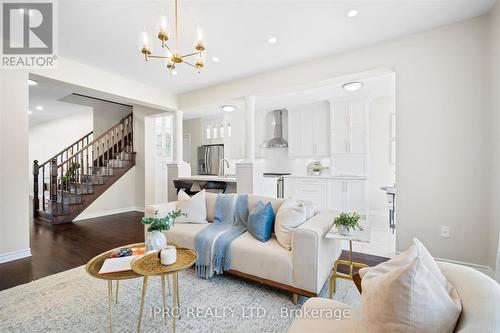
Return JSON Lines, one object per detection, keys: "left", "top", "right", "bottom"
{"left": 131, "top": 247, "right": 198, "bottom": 333}
{"left": 326, "top": 225, "right": 370, "bottom": 298}
{"left": 85, "top": 242, "right": 145, "bottom": 333}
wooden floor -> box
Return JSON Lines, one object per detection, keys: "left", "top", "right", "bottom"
{"left": 0, "top": 211, "right": 144, "bottom": 291}
{"left": 0, "top": 211, "right": 388, "bottom": 291}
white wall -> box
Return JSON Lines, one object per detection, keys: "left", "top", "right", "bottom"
{"left": 183, "top": 118, "right": 202, "bottom": 175}
{"left": 368, "top": 97, "right": 396, "bottom": 215}
{"left": 28, "top": 109, "right": 93, "bottom": 181}
{"left": 488, "top": 2, "right": 500, "bottom": 275}
{"left": 0, "top": 71, "right": 31, "bottom": 262}
{"left": 74, "top": 167, "right": 137, "bottom": 220}
{"left": 133, "top": 105, "right": 168, "bottom": 208}
{"left": 179, "top": 17, "right": 491, "bottom": 267}
{"left": 92, "top": 102, "right": 131, "bottom": 138}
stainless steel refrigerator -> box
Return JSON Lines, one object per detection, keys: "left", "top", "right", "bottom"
{"left": 198, "top": 145, "right": 224, "bottom": 175}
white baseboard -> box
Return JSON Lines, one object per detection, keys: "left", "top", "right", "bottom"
{"left": 394, "top": 251, "right": 496, "bottom": 280}
{"left": 434, "top": 257, "right": 496, "bottom": 279}
{"left": 74, "top": 207, "right": 144, "bottom": 221}
{"left": 0, "top": 248, "right": 32, "bottom": 264}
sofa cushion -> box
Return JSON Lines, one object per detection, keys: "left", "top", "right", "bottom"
{"left": 437, "top": 262, "right": 500, "bottom": 332}
{"left": 166, "top": 225, "right": 293, "bottom": 287}
{"left": 175, "top": 190, "right": 207, "bottom": 223}
{"left": 230, "top": 232, "right": 293, "bottom": 286}
{"left": 359, "top": 239, "right": 462, "bottom": 333}
{"left": 205, "top": 192, "right": 217, "bottom": 222}
{"left": 247, "top": 201, "right": 275, "bottom": 242}
{"left": 248, "top": 195, "right": 285, "bottom": 215}
{"left": 274, "top": 199, "right": 307, "bottom": 250}
{"left": 166, "top": 223, "right": 210, "bottom": 249}
{"left": 287, "top": 297, "right": 358, "bottom": 333}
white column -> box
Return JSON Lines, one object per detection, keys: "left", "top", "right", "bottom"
{"left": 244, "top": 95, "right": 256, "bottom": 161}
{"left": 174, "top": 110, "right": 184, "bottom": 163}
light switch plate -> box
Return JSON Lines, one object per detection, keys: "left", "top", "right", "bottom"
{"left": 441, "top": 226, "right": 450, "bottom": 238}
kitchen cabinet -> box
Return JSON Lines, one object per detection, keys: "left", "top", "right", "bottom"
{"left": 288, "top": 103, "right": 330, "bottom": 157}
{"left": 330, "top": 99, "right": 369, "bottom": 176}
{"left": 284, "top": 176, "right": 367, "bottom": 216}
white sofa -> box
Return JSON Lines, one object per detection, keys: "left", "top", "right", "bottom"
{"left": 287, "top": 261, "right": 500, "bottom": 332}
{"left": 145, "top": 194, "right": 342, "bottom": 302}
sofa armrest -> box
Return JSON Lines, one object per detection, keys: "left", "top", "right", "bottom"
{"left": 144, "top": 202, "right": 178, "bottom": 239}
{"left": 292, "top": 209, "right": 342, "bottom": 294}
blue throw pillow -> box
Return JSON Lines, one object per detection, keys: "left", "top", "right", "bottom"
{"left": 247, "top": 201, "right": 275, "bottom": 242}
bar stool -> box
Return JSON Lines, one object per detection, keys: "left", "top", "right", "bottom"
{"left": 199, "top": 181, "right": 228, "bottom": 194}
{"left": 173, "top": 180, "right": 199, "bottom": 196}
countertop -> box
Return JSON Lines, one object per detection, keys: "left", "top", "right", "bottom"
{"left": 178, "top": 175, "right": 237, "bottom": 183}
{"left": 283, "top": 175, "right": 368, "bottom": 180}
{"left": 380, "top": 186, "right": 396, "bottom": 195}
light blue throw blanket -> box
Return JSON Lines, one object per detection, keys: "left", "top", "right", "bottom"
{"left": 194, "top": 194, "right": 248, "bottom": 279}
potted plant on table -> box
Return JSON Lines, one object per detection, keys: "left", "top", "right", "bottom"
{"left": 141, "top": 210, "right": 186, "bottom": 251}
{"left": 333, "top": 212, "right": 363, "bottom": 236}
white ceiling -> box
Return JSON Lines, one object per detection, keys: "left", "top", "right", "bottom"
{"left": 59, "top": 0, "right": 495, "bottom": 94}
{"left": 29, "top": 79, "right": 93, "bottom": 127}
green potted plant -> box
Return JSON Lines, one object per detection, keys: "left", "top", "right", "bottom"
{"left": 333, "top": 212, "right": 363, "bottom": 236}
{"left": 142, "top": 210, "right": 186, "bottom": 251}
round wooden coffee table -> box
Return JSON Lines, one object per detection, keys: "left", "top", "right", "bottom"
{"left": 131, "top": 247, "right": 198, "bottom": 333}
{"left": 85, "top": 243, "right": 144, "bottom": 333}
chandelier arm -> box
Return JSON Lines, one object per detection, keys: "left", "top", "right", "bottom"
{"left": 181, "top": 51, "right": 200, "bottom": 58}
{"left": 183, "top": 60, "right": 198, "bottom": 69}
{"left": 148, "top": 55, "right": 169, "bottom": 59}
{"left": 164, "top": 43, "right": 175, "bottom": 56}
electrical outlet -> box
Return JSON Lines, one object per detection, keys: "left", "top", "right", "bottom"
{"left": 441, "top": 226, "right": 450, "bottom": 238}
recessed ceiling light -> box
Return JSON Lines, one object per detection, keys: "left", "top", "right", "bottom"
{"left": 343, "top": 82, "right": 363, "bottom": 92}
{"left": 35, "top": 105, "right": 44, "bottom": 111}
{"left": 212, "top": 56, "right": 220, "bottom": 62}
{"left": 221, "top": 105, "right": 236, "bottom": 112}
{"left": 347, "top": 9, "right": 359, "bottom": 18}
{"left": 28, "top": 79, "right": 38, "bottom": 86}
{"left": 268, "top": 37, "right": 277, "bottom": 44}
{"left": 27, "top": 110, "right": 33, "bottom": 115}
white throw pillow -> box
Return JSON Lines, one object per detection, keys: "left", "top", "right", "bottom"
{"left": 274, "top": 199, "right": 307, "bottom": 250}
{"left": 175, "top": 189, "right": 207, "bottom": 224}
{"left": 359, "top": 238, "right": 462, "bottom": 333}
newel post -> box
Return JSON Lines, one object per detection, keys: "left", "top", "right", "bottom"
{"left": 33, "top": 160, "right": 39, "bottom": 216}
{"left": 50, "top": 158, "right": 57, "bottom": 202}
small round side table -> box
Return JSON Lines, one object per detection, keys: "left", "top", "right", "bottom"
{"left": 85, "top": 243, "right": 144, "bottom": 333}
{"left": 131, "top": 247, "right": 198, "bottom": 333}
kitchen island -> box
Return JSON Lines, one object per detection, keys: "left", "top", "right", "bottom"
{"left": 176, "top": 175, "right": 237, "bottom": 194}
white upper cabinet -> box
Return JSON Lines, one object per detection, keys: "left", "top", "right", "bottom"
{"left": 288, "top": 102, "right": 330, "bottom": 157}
{"left": 330, "top": 99, "right": 369, "bottom": 155}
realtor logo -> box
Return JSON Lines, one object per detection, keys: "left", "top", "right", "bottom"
{"left": 1, "top": 1, "right": 57, "bottom": 68}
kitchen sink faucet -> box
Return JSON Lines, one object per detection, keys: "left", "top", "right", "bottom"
{"left": 219, "top": 159, "right": 230, "bottom": 177}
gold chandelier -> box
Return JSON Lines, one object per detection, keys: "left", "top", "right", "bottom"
{"left": 139, "top": 0, "right": 205, "bottom": 75}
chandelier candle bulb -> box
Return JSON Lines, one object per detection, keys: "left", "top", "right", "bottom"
{"left": 139, "top": 0, "right": 206, "bottom": 75}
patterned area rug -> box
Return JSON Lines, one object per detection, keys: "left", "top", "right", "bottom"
{"left": 0, "top": 266, "right": 360, "bottom": 333}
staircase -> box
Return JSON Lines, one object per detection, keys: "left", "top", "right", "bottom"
{"left": 33, "top": 114, "right": 135, "bottom": 224}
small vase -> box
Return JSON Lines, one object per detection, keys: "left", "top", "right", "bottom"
{"left": 146, "top": 231, "right": 167, "bottom": 251}
{"left": 338, "top": 226, "right": 352, "bottom": 236}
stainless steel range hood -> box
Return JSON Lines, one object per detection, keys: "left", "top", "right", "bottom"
{"left": 262, "top": 109, "right": 288, "bottom": 148}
